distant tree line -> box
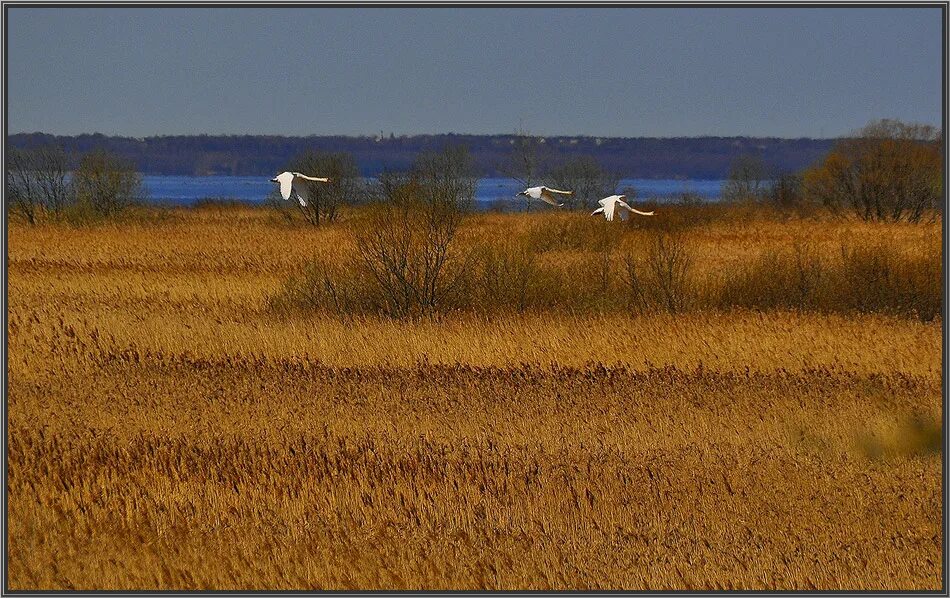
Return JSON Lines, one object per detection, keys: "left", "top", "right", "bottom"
{"left": 7, "top": 132, "right": 835, "bottom": 179}
{"left": 7, "top": 119, "right": 940, "bottom": 226}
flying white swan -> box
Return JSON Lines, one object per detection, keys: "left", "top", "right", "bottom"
{"left": 517, "top": 186, "right": 573, "bottom": 207}
{"left": 591, "top": 195, "right": 655, "bottom": 221}
{"left": 270, "top": 171, "right": 331, "bottom": 207}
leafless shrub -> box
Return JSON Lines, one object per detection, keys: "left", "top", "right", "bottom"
{"left": 6, "top": 146, "right": 73, "bottom": 224}
{"left": 617, "top": 232, "right": 697, "bottom": 314}
{"left": 768, "top": 171, "right": 805, "bottom": 209}
{"left": 355, "top": 146, "right": 477, "bottom": 317}
{"left": 6, "top": 149, "right": 40, "bottom": 225}
{"left": 721, "top": 154, "right": 771, "bottom": 202}
{"left": 622, "top": 254, "right": 650, "bottom": 314}
{"left": 499, "top": 127, "right": 554, "bottom": 190}
{"left": 499, "top": 128, "right": 555, "bottom": 213}
{"left": 647, "top": 233, "right": 694, "bottom": 313}
{"left": 72, "top": 149, "right": 144, "bottom": 221}
{"left": 269, "top": 254, "right": 380, "bottom": 317}
{"left": 838, "top": 241, "right": 940, "bottom": 319}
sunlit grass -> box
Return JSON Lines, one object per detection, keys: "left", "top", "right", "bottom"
{"left": 7, "top": 205, "right": 942, "bottom": 590}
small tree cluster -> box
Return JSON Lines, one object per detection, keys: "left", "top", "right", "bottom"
{"left": 804, "top": 119, "right": 942, "bottom": 222}
{"left": 6, "top": 146, "right": 143, "bottom": 224}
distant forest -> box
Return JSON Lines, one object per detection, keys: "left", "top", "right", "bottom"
{"left": 7, "top": 132, "right": 836, "bottom": 179}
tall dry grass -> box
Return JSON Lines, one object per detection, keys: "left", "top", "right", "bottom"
{"left": 718, "top": 239, "right": 941, "bottom": 319}
{"left": 6, "top": 204, "right": 942, "bottom": 590}
{"left": 268, "top": 204, "right": 941, "bottom": 319}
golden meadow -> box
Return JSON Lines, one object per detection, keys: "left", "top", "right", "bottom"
{"left": 7, "top": 202, "right": 942, "bottom": 589}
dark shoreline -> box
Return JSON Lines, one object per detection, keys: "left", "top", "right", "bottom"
{"left": 8, "top": 132, "right": 836, "bottom": 179}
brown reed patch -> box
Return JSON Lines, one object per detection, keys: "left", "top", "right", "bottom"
{"left": 6, "top": 205, "right": 942, "bottom": 590}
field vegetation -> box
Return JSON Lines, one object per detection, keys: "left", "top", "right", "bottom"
{"left": 7, "top": 193, "right": 942, "bottom": 589}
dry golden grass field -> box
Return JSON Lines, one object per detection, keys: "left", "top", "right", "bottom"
{"left": 6, "top": 205, "right": 944, "bottom": 590}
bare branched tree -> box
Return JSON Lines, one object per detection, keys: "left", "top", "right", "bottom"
{"left": 356, "top": 146, "right": 477, "bottom": 317}
{"left": 499, "top": 128, "right": 553, "bottom": 188}
{"left": 721, "top": 154, "right": 771, "bottom": 202}
{"left": 549, "top": 156, "right": 619, "bottom": 210}
{"left": 6, "top": 146, "right": 73, "bottom": 224}
{"left": 72, "top": 149, "right": 144, "bottom": 219}
{"left": 7, "top": 148, "right": 41, "bottom": 225}
{"left": 804, "top": 119, "right": 942, "bottom": 223}
{"left": 499, "top": 128, "right": 555, "bottom": 212}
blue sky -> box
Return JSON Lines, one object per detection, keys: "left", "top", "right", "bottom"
{"left": 6, "top": 6, "right": 943, "bottom": 138}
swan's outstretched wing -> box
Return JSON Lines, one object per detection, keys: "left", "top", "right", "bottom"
{"left": 617, "top": 199, "right": 655, "bottom": 217}
{"left": 274, "top": 172, "right": 294, "bottom": 200}
{"left": 591, "top": 207, "right": 605, "bottom": 217}
{"left": 539, "top": 187, "right": 571, "bottom": 207}
{"left": 603, "top": 200, "right": 617, "bottom": 221}
{"left": 294, "top": 173, "right": 331, "bottom": 183}
{"left": 291, "top": 178, "right": 311, "bottom": 207}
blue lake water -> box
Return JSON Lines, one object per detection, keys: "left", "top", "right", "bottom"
{"left": 141, "top": 176, "right": 726, "bottom": 206}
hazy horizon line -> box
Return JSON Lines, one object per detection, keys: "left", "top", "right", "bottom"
{"left": 10, "top": 129, "right": 858, "bottom": 141}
